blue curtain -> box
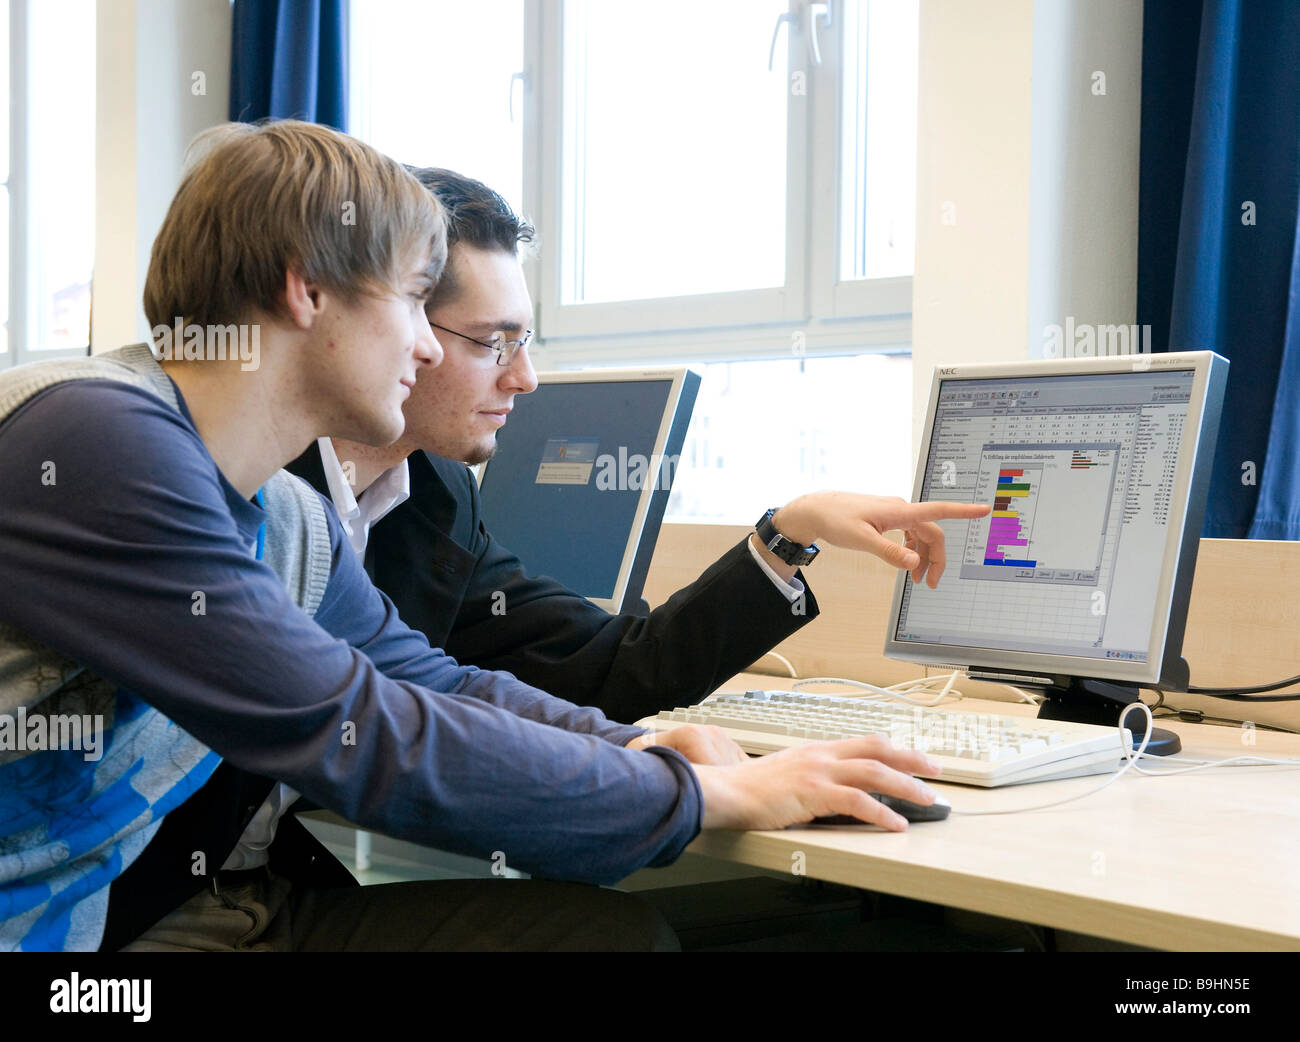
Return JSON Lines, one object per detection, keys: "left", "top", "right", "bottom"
{"left": 229, "top": 0, "right": 348, "bottom": 130}
{"left": 1139, "top": 0, "right": 1300, "bottom": 538}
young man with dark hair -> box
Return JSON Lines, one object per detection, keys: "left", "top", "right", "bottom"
{"left": 0, "top": 125, "right": 956, "bottom": 952}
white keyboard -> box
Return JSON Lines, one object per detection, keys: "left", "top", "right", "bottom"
{"left": 638, "top": 689, "right": 1133, "bottom": 787}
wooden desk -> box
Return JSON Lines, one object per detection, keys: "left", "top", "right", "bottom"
{"left": 680, "top": 672, "right": 1300, "bottom": 951}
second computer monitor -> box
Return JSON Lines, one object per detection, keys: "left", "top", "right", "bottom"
{"left": 475, "top": 366, "right": 701, "bottom": 613}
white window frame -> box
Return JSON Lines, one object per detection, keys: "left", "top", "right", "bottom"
{"left": 2, "top": 0, "right": 91, "bottom": 369}
{"left": 520, "top": 0, "right": 913, "bottom": 368}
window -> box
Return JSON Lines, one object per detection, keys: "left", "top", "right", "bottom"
{"left": 351, "top": 0, "right": 920, "bottom": 518}
{"left": 838, "top": 0, "right": 917, "bottom": 284}
{"left": 349, "top": 0, "right": 524, "bottom": 214}
{"left": 665, "top": 354, "right": 914, "bottom": 520}
{"left": 0, "top": 0, "right": 95, "bottom": 368}
{"left": 559, "top": 0, "right": 789, "bottom": 305}
{"left": 535, "top": 0, "right": 918, "bottom": 356}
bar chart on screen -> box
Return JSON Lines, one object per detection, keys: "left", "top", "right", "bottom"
{"left": 960, "top": 443, "right": 1121, "bottom": 586}
{"left": 982, "top": 464, "right": 1041, "bottom": 566}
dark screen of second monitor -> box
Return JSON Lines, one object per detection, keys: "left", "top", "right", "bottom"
{"left": 477, "top": 379, "right": 676, "bottom": 603}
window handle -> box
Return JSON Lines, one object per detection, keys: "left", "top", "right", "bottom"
{"left": 771, "top": 3, "right": 832, "bottom": 71}
{"left": 509, "top": 70, "right": 525, "bottom": 122}
{"left": 806, "top": 1, "right": 831, "bottom": 66}
{"left": 768, "top": 10, "right": 794, "bottom": 70}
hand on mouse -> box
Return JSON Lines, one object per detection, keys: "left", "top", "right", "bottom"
{"left": 752, "top": 493, "right": 991, "bottom": 587}
{"left": 691, "top": 736, "right": 942, "bottom": 832}
{"left": 625, "top": 724, "right": 749, "bottom": 766}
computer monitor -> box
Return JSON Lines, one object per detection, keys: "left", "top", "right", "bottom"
{"left": 885, "top": 351, "right": 1229, "bottom": 753}
{"left": 475, "top": 366, "right": 701, "bottom": 614}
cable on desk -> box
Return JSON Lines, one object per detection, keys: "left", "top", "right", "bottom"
{"left": 949, "top": 703, "right": 1300, "bottom": 816}
{"left": 1122, "top": 746, "right": 1300, "bottom": 774}
{"left": 948, "top": 702, "right": 1156, "bottom": 816}
{"left": 1170, "top": 670, "right": 1300, "bottom": 699}
{"left": 1152, "top": 707, "right": 1300, "bottom": 735}
{"left": 789, "top": 671, "right": 1041, "bottom": 708}
{"left": 802, "top": 673, "right": 958, "bottom": 706}
{"left": 754, "top": 650, "right": 798, "bottom": 679}
{"left": 791, "top": 674, "right": 958, "bottom": 706}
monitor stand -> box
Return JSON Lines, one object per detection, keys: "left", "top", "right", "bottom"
{"left": 1034, "top": 670, "right": 1183, "bottom": 756}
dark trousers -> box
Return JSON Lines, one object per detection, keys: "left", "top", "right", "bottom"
{"left": 118, "top": 867, "right": 679, "bottom": 952}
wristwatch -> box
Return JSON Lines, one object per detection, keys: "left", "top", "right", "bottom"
{"left": 755, "top": 508, "right": 820, "bottom": 567}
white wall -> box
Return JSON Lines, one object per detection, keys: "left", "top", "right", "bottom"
{"left": 93, "top": 0, "right": 231, "bottom": 353}
{"left": 1026, "top": 0, "right": 1143, "bottom": 363}
{"left": 911, "top": 0, "right": 1144, "bottom": 458}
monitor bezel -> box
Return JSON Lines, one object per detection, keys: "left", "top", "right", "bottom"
{"left": 474, "top": 365, "right": 698, "bottom": 613}
{"left": 883, "top": 351, "right": 1228, "bottom": 688}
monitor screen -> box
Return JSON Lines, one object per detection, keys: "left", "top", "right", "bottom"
{"left": 476, "top": 368, "right": 700, "bottom": 611}
{"left": 886, "top": 353, "right": 1227, "bottom": 688}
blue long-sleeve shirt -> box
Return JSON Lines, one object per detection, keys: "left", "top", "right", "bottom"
{"left": 0, "top": 379, "right": 702, "bottom": 947}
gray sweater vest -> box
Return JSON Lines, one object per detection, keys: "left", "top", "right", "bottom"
{"left": 0, "top": 343, "right": 332, "bottom": 949}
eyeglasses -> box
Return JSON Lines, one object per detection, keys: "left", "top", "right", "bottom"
{"left": 429, "top": 322, "right": 535, "bottom": 367}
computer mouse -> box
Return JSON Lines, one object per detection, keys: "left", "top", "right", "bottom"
{"left": 811, "top": 792, "right": 951, "bottom": 826}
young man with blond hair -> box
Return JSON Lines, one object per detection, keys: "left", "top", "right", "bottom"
{"left": 0, "top": 121, "right": 947, "bottom": 952}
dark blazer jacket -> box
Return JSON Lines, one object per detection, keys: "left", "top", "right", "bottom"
{"left": 101, "top": 444, "right": 818, "bottom": 948}
{"left": 293, "top": 446, "right": 820, "bottom": 723}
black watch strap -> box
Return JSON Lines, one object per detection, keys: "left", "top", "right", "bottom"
{"left": 755, "top": 508, "right": 819, "bottom": 567}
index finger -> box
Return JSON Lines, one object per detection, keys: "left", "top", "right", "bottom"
{"left": 899, "top": 500, "right": 991, "bottom": 523}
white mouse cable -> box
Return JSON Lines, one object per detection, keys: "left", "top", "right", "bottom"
{"left": 1125, "top": 749, "right": 1300, "bottom": 774}
{"left": 1121, "top": 695, "right": 1300, "bottom": 772}
{"left": 946, "top": 702, "right": 1155, "bottom": 816}
{"left": 945, "top": 702, "right": 1300, "bottom": 816}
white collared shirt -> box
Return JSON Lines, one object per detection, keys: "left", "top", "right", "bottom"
{"left": 315, "top": 437, "right": 412, "bottom": 556}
